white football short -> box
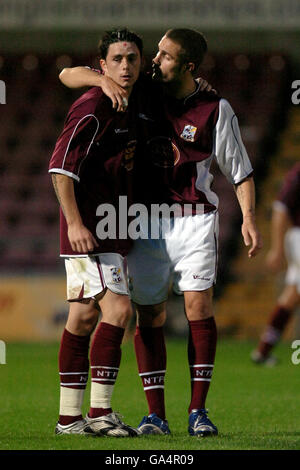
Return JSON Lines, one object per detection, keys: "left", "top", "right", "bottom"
{"left": 64, "top": 253, "right": 128, "bottom": 301}
{"left": 127, "top": 211, "right": 219, "bottom": 305}
{"left": 285, "top": 227, "right": 300, "bottom": 293}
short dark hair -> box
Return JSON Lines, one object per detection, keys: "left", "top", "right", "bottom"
{"left": 98, "top": 28, "right": 143, "bottom": 60}
{"left": 165, "top": 28, "right": 207, "bottom": 74}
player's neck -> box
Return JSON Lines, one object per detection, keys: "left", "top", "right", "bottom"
{"left": 166, "top": 76, "right": 197, "bottom": 100}
{"left": 123, "top": 85, "right": 133, "bottom": 97}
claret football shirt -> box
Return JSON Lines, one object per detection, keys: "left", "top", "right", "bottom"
{"left": 49, "top": 75, "right": 161, "bottom": 257}
{"left": 138, "top": 81, "right": 254, "bottom": 213}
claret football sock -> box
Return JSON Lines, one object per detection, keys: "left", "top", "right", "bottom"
{"left": 89, "top": 407, "right": 112, "bottom": 418}
{"left": 89, "top": 321, "right": 125, "bottom": 418}
{"left": 134, "top": 326, "right": 166, "bottom": 420}
{"left": 258, "top": 305, "right": 292, "bottom": 358}
{"left": 188, "top": 317, "right": 217, "bottom": 413}
{"left": 58, "top": 328, "right": 90, "bottom": 425}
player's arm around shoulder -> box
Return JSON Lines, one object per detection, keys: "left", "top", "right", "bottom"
{"left": 59, "top": 66, "right": 128, "bottom": 112}
{"left": 195, "top": 76, "right": 217, "bottom": 94}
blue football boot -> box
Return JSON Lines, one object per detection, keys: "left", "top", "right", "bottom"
{"left": 137, "top": 413, "right": 171, "bottom": 435}
{"left": 188, "top": 409, "right": 218, "bottom": 437}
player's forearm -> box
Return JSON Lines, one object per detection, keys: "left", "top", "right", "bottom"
{"left": 234, "top": 176, "right": 256, "bottom": 220}
{"left": 59, "top": 66, "right": 102, "bottom": 89}
{"left": 51, "top": 173, "right": 82, "bottom": 226}
{"left": 59, "top": 66, "right": 128, "bottom": 111}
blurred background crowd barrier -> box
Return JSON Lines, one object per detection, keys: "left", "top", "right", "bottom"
{"left": 0, "top": 0, "right": 299, "bottom": 341}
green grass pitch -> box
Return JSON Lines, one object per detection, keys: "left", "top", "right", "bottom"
{"left": 0, "top": 337, "right": 299, "bottom": 451}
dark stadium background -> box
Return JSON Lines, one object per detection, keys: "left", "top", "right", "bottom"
{"left": 0, "top": 0, "right": 300, "bottom": 344}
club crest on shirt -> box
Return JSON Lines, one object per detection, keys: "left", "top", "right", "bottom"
{"left": 111, "top": 267, "right": 122, "bottom": 283}
{"left": 147, "top": 136, "right": 180, "bottom": 167}
{"left": 180, "top": 124, "right": 197, "bottom": 142}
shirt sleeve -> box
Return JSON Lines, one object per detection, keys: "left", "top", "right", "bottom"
{"left": 49, "top": 110, "right": 99, "bottom": 182}
{"left": 213, "top": 98, "right": 253, "bottom": 184}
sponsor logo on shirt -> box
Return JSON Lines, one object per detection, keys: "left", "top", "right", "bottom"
{"left": 180, "top": 124, "right": 197, "bottom": 142}
{"left": 115, "top": 128, "right": 129, "bottom": 134}
{"left": 193, "top": 274, "right": 211, "bottom": 281}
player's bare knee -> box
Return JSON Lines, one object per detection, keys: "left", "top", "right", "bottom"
{"left": 80, "top": 309, "right": 99, "bottom": 333}
{"left": 101, "top": 296, "right": 133, "bottom": 328}
{"left": 117, "top": 302, "right": 133, "bottom": 326}
{"left": 184, "top": 299, "right": 213, "bottom": 320}
{"left": 67, "top": 300, "right": 99, "bottom": 335}
{"left": 73, "top": 312, "right": 97, "bottom": 335}
{"left": 184, "top": 289, "right": 213, "bottom": 320}
{"left": 116, "top": 294, "right": 133, "bottom": 319}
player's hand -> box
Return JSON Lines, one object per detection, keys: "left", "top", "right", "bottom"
{"left": 99, "top": 75, "right": 129, "bottom": 112}
{"left": 241, "top": 216, "right": 263, "bottom": 258}
{"left": 265, "top": 249, "right": 284, "bottom": 273}
{"left": 196, "top": 76, "right": 217, "bottom": 94}
{"left": 68, "top": 223, "right": 99, "bottom": 253}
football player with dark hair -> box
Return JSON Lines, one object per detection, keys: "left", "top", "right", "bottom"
{"left": 49, "top": 28, "right": 163, "bottom": 437}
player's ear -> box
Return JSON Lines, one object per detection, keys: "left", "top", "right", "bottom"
{"left": 99, "top": 59, "right": 107, "bottom": 73}
{"left": 186, "top": 62, "right": 195, "bottom": 73}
